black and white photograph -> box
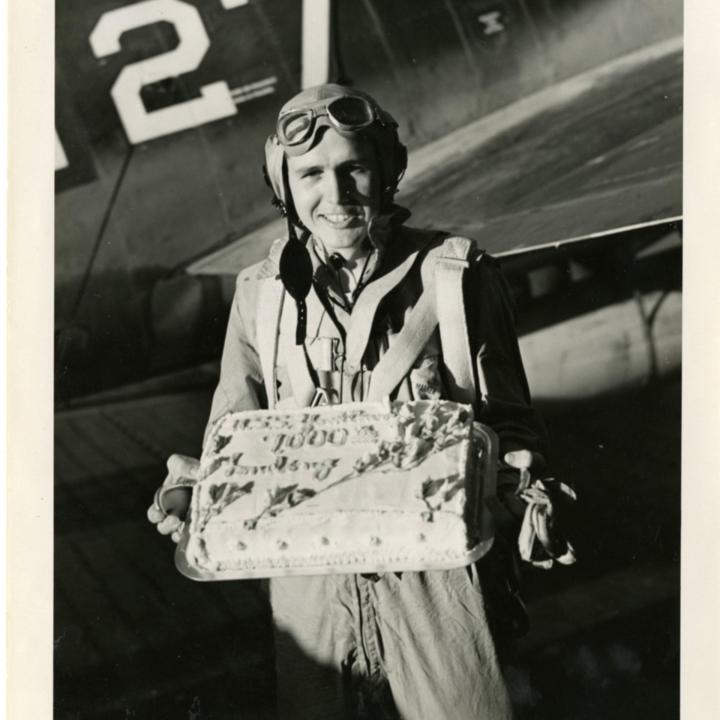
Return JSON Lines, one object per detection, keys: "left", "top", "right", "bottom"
{"left": 8, "top": 0, "right": 712, "bottom": 717}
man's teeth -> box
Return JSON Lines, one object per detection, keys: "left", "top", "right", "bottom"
{"left": 323, "top": 213, "right": 357, "bottom": 223}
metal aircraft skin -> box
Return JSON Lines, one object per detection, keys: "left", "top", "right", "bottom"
{"left": 55, "top": 0, "right": 682, "bottom": 402}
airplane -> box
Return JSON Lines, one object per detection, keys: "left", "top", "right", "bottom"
{"left": 55, "top": 0, "right": 682, "bottom": 404}
{"left": 53, "top": 2, "right": 683, "bottom": 714}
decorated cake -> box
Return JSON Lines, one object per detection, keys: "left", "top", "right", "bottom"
{"left": 178, "top": 399, "right": 498, "bottom": 579}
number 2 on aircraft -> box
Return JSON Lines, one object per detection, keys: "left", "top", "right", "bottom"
{"left": 90, "top": 0, "right": 237, "bottom": 144}
{"left": 83, "top": 0, "right": 329, "bottom": 150}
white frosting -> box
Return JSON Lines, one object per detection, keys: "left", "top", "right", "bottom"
{"left": 185, "top": 399, "right": 490, "bottom": 576}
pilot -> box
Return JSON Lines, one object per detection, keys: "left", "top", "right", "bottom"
{"left": 149, "top": 84, "right": 550, "bottom": 719}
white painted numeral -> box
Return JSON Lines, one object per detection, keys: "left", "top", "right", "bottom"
{"left": 55, "top": 131, "right": 69, "bottom": 170}
{"left": 90, "top": 0, "right": 236, "bottom": 144}
{"left": 478, "top": 11, "right": 505, "bottom": 35}
{"left": 302, "top": 0, "right": 331, "bottom": 88}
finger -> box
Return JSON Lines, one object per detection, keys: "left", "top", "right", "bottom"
{"left": 166, "top": 454, "right": 200, "bottom": 480}
{"left": 558, "top": 482, "right": 578, "bottom": 502}
{"left": 534, "top": 507, "right": 553, "bottom": 551}
{"left": 157, "top": 515, "right": 182, "bottom": 535}
{"left": 171, "top": 525, "right": 184, "bottom": 544}
{"left": 517, "top": 504, "right": 535, "bottom": 561}
{"left": 147, "top": 505, "right": 166, "bottom": 524}
{"left": 521, "top": 489, "right": 551, "bottom": 507}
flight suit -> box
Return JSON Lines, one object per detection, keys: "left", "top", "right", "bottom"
{"left": 205, "top": 211, "right": 545, "bottom": 719}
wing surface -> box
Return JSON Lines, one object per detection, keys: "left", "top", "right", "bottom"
{"left": 187, "top": 40, "right": 681, "bottom": 275}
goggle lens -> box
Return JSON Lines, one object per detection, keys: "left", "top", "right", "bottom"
{"left": 280, "top": 112, "right": 315, "bottom": 145}
{"left": 327, "top": 96, "right": 375, "bottom": 128}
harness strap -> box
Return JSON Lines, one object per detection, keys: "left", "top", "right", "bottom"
{"left": 368, "top": 236, "right": 477, "bottom": 405}
{"left": 344, "top": 232, "right": 438, "bottom": 374}
{"left": 279, "top": 291, "right": 317, "bottom": 408}
{"left": 256, "top": 235, "right": 478, "bottom": 409}
{"left": 256, "top": 277, "right": 285, "bottom": 409}
{"left": 366, "top": 283, "right": 438, "bottom": 401}
{"left": 435, "top": 236, "right": 476, "bottom": 406}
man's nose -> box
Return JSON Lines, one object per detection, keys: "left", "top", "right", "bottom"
{"left": 322, "top": 171, "right": 350, "bottom": 203}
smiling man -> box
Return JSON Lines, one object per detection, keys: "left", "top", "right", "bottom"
{"left": 286, "top": 128, "right": 380, "bottom": 258}
{"left": 149, "top": 84, "right": 550, "bottom": 719}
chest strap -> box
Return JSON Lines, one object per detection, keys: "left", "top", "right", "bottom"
{"left": 368, "top": 236, "right": 477, "bottom": 406}
{"left": 279, "top": 289, "right": 317, "bottom": 408}
{"left": 344, "top": 234, "right": 436, "bottom": 374}
{"left": 257, "top": 236, "right": 478, "bottom": 409}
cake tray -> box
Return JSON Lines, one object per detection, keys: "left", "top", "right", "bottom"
{"left": 174, "top": 517, "right": 495, "bottom": 581}
{"left": 174, "top": 419, "right": 499, "bottom": 581}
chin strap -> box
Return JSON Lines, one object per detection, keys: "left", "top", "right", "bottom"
{"left": 279, "top": 217, "right": 313, "bottom": 345}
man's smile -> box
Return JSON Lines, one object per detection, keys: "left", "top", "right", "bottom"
{"left": 319, "top": 212, "right": 364, "bottom": 227}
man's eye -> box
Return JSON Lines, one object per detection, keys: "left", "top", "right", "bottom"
{"left": 297, "top": 167, "right": 321, "bottom": 179}
{"left": 346, "top": 166, "right": 371, "bottom": 180}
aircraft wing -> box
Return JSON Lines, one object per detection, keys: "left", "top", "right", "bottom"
{"left": 186, "top": 39, "right": 681, "bottom": 276}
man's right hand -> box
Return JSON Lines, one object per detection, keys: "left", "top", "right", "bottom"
{"left": 146, "top": 454, "right": 200, "bottom": 543}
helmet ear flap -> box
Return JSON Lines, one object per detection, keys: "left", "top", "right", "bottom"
{"left": 264, "top": 135, "right": 285, "bottom": 198}
{"left": 263, "top": 135, "right": 300, "bottom": 225}
{"left": 264, "top": 135, "right": 299, "bottom": 221}
{"left": 262, "top": 162, "right": 286, "bottom": 216}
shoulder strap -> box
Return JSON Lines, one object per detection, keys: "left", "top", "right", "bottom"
{"left": 434, "top": 236, "right": 476, "bottom": 406}
{"left": 256, "top": 275, "right": 318, "bottom": 409}
{"left": 255, "top": 237, "right": 291, "bottom": 408}
{"left": 256, "top": 277, "right": 285, "bottom": 409}
{"left": 278, "top": 294, "right": 317, "bottom": 408}
{"left": 368, "top": 236, "right": 477, "bottom": 405}
{"left": 366, "top": 282, "right": 439, "bottom": 401}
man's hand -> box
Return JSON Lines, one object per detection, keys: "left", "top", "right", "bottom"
{"left": 495, "top": 449, "right": 543, "bottom": 519}
{"left": 494, "top": 449, "right": 577, "bottom": 568}
{"left": 146, "top": 454, "right": 199, "bottom": 543}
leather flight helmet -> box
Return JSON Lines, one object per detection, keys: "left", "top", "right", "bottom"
{"left": 263, "top": 84, "right": 408, "bottom": 222}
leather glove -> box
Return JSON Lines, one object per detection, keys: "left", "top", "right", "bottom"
{"left": 518, "top": 478, "right": 577, "bottom": 569}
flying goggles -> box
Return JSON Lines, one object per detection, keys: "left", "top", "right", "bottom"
{"left": 276, "top": 95, "right": 395, "bottom": 156}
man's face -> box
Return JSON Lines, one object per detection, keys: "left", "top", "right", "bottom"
{"left": 286, "top": 128, "right": 381, "bottom": 259}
